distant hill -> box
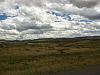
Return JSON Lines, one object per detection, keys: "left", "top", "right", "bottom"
{"left": 0, "top": 36, "right": 100, "bottom": 43}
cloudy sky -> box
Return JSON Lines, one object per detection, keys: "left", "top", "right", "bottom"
{"left": 0, "top": 0, "right": 100, "bottom": 40}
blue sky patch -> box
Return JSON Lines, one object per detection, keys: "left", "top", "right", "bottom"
{"left": 0, "top": 13, "right": 17, "bottom": 21}
{"left": 80, "top": 20, "right": 93, "bottom": 23}
{"left": 0, "top": 13, "right": 8, "bottom": 20}
{"left": 48, "top": 11, "right": 72, "bottom": 21}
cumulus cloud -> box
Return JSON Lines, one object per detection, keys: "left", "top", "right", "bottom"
{"left": 0, "top": 0, "right": 100, "bottom": 40}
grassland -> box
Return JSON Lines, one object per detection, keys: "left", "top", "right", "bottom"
{"left": 0, "top": 37, "right": 100, "bottom": 75}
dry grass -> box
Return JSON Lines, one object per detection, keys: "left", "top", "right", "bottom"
{"left": 0, "top": 38, "right": 100, "bottom": 75}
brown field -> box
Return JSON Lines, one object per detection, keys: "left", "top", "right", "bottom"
{"left": 0, "top": 38, "right": 100, "bottom": 75}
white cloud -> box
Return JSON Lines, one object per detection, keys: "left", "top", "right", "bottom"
{"left": 0, "top": 0, "right": 100, "bottom": 40}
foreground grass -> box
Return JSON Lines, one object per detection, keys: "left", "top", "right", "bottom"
{"left": 0, "top": 38, "right": 100, "bottom": 75}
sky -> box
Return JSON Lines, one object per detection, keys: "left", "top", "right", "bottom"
{"left": 0, "top": 0, "right": 100, "bottom": 40}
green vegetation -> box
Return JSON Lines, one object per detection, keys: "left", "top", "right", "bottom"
{"left": 0, "top": 38, "right": 100, "bottom": 75}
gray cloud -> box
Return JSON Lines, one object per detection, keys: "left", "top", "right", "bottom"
{"left": 69, "top": 0, "right": 99, "bottom": 8}
{"left": 48, "top": 0, "right": 69, "bottom": 4}
{"left": 15, "top": 21, "right": 53, "bottom": 32}
{"left": 0, "top": 0, "right": 4, "bottom": 2}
